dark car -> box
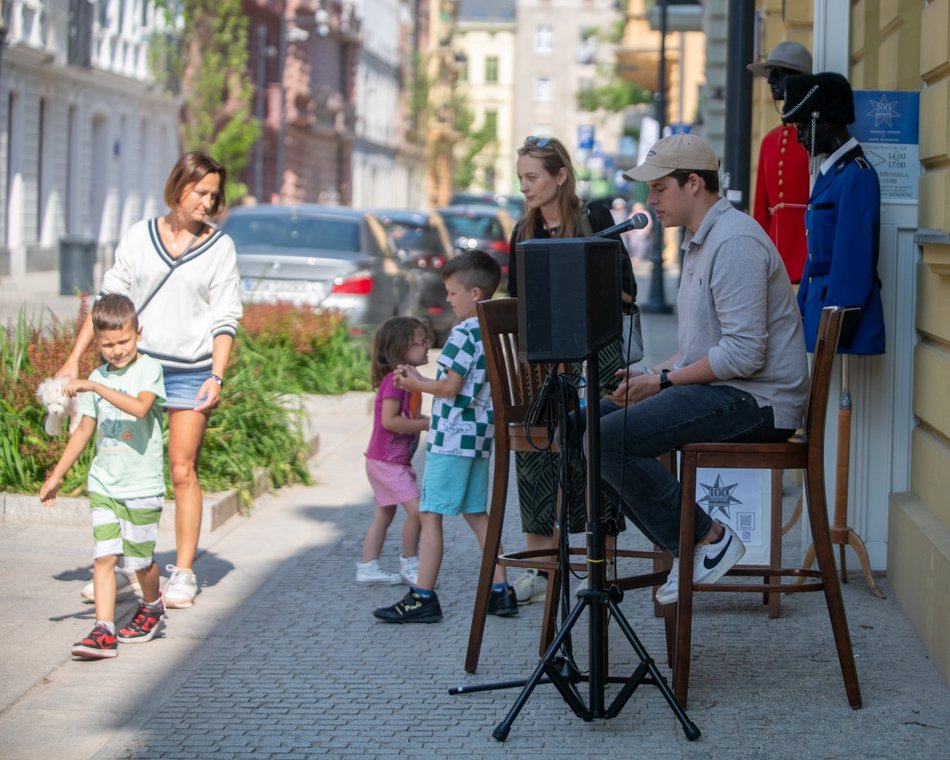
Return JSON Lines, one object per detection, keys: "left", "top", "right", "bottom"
{"left": 449, "top": 191, "right": 525, "bottom": 220}
{"left": 437, "top": 205, "right": 515, "bottom": 293}
{"left": 373, "top": 209, "right": 456, "bottom": 344}
{"left": 222, "top": 205, "right": 410, "bottom": 334}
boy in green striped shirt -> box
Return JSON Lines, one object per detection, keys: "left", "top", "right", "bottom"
{"left": 40, "top": 294, "right": 167, "bottom": 659}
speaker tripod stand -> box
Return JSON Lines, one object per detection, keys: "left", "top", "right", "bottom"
{"left": 452, "top": 358, "right": 700, "bottom": 743}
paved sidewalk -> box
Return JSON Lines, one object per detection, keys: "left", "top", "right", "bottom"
{"left": 1, "top": 367, "right": 948, "bottom": 758}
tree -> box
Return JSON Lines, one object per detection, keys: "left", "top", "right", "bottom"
{"left": 452, "top": 96, "right": 497, "bottom": 190}
{"left": 152, "top": 1, "right": 259, "bottom": 201}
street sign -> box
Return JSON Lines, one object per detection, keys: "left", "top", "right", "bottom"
{"left": 578, "top": 125, "right": 595, "bottom": 151}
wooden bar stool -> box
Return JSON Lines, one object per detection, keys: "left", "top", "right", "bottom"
{"left": 671, "top": 306, "right": 863, "bottom": 709}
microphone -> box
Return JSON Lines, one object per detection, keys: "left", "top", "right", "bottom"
{"left": 593, "top": 212, "right": 650, "bottom": 239}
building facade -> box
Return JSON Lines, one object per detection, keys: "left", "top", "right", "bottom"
{"left": 455, "top": 0, "right": 516, "bottom": 195}
{"left": 513, "top": 0, "right": 627, "bottom": 200}
{"left": 0, "top": 0, "right": 180, "bottom": 280}
{"left": 350, "top": 0, "right": 426, "bottom": 210}
{"left": 748, "top": 1, "right": 949, "bottom": 683}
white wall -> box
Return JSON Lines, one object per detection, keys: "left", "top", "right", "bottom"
{"left": 0, "top": 0, "right": 180, "bottom": 279}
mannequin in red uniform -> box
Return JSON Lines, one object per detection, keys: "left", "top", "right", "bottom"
{"left": 748, "top": 41, "right": 812, "bottom": 284}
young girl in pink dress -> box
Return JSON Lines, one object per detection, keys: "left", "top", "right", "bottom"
{"left": 358, "top": 317, "right": 431, "bottom": 585}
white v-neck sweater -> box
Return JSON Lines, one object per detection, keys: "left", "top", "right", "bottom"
{"left": 100, "top": 218, "right": 243, "bottom": 372}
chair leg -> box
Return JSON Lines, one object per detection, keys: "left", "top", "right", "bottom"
{"left": 538, "top": 514, "right": 566, "bottom": 656}
{"left": 672, "top": 453, "right": 698, "bottom": 709}
{"left": 540, "top": 563, "right": 561, "bottom": 655}
{"left": 465, "top": 444, "right": 510, "bottom": 673}
{"left": 803, "top": 470, "right": 863, "bottom": 708}
{"left": 767, "top": 469, "right": 783, "bottom": 618}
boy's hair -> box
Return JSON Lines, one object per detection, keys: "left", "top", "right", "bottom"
{"left": 164, "top": 151, "right": 227, "bottom": 215}
{"left": 92, "top": 294, "right": 139, "bottom": 333}
{"left": 442, "top": 250, "right": 501, "bottom": 298}
{"left": 371, "top": 315, "right": 429, "bottom": 387}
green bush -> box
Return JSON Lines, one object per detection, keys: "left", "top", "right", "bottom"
{"left": 0, "top": 302, "right": 371, "bottom": 503}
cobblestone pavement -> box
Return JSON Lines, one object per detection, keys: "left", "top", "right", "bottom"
{"left": 1, "top": 280, "right": 948, "bottom": 758}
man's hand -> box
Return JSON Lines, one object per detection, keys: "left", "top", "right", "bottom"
{"left": 608, "top": 368, "right": 661, "bottom": 407}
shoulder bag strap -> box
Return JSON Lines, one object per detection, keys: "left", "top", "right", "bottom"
{"left": 578, "top": 205, "right": 594, "bottom": 238}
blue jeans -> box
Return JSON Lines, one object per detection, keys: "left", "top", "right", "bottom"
{"left": 592, "top": 385, "right": 794, "bottom": 554}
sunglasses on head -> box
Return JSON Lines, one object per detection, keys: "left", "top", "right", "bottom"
{"left": 523, "top": 135, "right": 551, "bottom": 149}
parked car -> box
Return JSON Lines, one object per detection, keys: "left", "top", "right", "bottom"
{"left": 373, "top": 208, "right": 456, "bottom": 344}
{"left": 221, "top": 205, "right": 410, "bottom": 334}
{"left": 437, "top": 205, "right": 515, "bottom": 293}
{"left": 449, "top": 191, "right": 525, "bottom": 220}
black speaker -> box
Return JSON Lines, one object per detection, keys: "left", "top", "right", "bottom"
{"left": 516, "top": 237, "right": 622, "bottom": 362}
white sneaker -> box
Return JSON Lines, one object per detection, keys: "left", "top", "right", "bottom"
{"left": 399, "top": 555, "right": 419, "bottom": 586}
{"left": 512, "top": 569, "right": 548, "bottom": 604}
{"left": 356, "top": 559, "right": 402, "bottom": 585}
{"left": 80, "top": 566, "right": 142, "bottom": 603}
{"left": 655, "top": 522, "right": 746, "bottom": 605}
{"left": 164, "top": 564, "right": 198, "bottom": 608}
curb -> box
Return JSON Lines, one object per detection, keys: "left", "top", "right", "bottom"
{"left": 0, "top": 393, "right": 326, "bottom": 531}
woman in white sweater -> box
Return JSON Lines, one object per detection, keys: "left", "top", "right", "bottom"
{"left": 57, "top": 151, "right": 243, "bottom": 608}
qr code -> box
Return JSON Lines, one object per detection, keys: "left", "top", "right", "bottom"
{"left": 737, "top": 512, "right": 755, "bottom": 531}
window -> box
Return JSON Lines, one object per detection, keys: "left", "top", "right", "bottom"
{"left": 534, "top": 24, "right": 554, "bottom": 54}
{"left": 534, "top": 76, "right": 553, "bottom": 103}
{"left": 485, "top": 55, "right": 499, "bottom": 84}
{"left": 483, "top": 110, "right": 497, "bottom": 138}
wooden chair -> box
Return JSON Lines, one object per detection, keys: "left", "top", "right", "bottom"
{"left": 671, "top": 305, "right": 862, "bottom": 709}
{"left": 464, "top": 298, "right": 564, "bottom": 674}
{"left": 465, "top": 298, "right": 671, "bottom": 674}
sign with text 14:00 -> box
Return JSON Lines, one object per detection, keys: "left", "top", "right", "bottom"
{"left": 851, "top": 90, "right": 920, "bottom": 204}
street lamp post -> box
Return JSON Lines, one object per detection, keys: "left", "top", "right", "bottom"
{"left": 641, "top": 0, "right": 673, "bottom": 314}
{"left": 254, "top": 24, "right": 268, "bottom": 202}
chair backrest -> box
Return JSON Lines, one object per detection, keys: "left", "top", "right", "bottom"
{"left": 476, "top": 298, "right": 559, "bottom": 431}
{"left": 802, "top": 306, "right": 855, "bottom": 445}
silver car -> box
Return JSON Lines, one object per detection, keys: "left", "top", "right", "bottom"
{"left": 222, "top": 205, "right": 410, "bottom": 333}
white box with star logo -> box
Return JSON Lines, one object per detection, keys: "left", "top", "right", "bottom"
{"left": 695, "top": 468, "right": 772, "bottom": 566}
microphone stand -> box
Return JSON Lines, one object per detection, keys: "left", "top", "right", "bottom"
{"left": 452, "top": 354, "right": 700, "bottom": 743}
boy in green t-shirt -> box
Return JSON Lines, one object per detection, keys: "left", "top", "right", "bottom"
{"left": 40, "top": 294, "right": 167, "bottom": 659}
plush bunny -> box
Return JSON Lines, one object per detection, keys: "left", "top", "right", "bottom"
{"left": 36, "top": 377, "right": 82, "bottom": 436}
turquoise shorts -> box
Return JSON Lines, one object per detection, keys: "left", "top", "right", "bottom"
{"left": 420, "top": 452, "right": 489, "bottom": 516}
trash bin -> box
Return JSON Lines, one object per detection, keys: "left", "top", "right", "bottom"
{"left": 59, "top": 236, "right": 97, "bottom": 295}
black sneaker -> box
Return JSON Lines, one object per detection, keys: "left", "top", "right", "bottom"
{"left": 71, "top": 624, "right": 118, "bottom": 659}
{"left": 487, "top": 586, "right": 519, "bottom": 617}
{"left": 373, "top": 590, "right": 443, "bottom": 623}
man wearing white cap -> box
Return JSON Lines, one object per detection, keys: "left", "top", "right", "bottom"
{"left": 748, "top": 41, "right": 813, "bottom": 284}
{"left": 593, "top": 133, "right": 808, "bottom": 604}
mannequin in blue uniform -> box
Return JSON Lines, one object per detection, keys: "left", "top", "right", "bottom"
{"left": 780, "top": 72, "right": 885, "bottom": 598}
{"left": 780, "top": 72, "right": 885, "bottom": 355}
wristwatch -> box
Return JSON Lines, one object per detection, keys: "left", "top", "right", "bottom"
{"left": 658, "top": 369, "right": 673, "bottom": 390}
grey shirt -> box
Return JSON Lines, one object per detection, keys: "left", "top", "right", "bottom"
{"left": 676, "top": 197, "right": 808, "bottom": 430}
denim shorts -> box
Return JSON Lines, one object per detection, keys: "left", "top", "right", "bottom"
{"left": 163, "top": 369, "right": 211, "bottom": 410}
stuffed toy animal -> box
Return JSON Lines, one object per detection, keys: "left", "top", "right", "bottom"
{"left": 36, "top": 377, "right": 82, "bottom": 436}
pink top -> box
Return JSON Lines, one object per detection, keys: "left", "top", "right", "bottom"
{"left": 365, "top": 372, "right": 421, "bottom": 465}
